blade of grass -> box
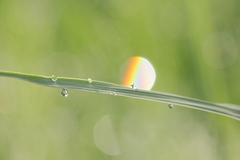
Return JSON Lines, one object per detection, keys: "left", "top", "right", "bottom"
{"left": 1, "top": 70, "right": 240, "bottom": 120}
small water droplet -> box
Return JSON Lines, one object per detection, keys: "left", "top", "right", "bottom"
{"left": 168, "top": 104, "right": 174, "bottom": 109}
{"left": 61, "top": 88, "right": 69, "bottom": 97}
{"left": 130, "top": 84, "right": 136, "bottom": 89}
{"left": 88, "top": 78, "right": 92, "bottom": 83}
{"left": 51, "top": 75, "right": 58, "bottom": 82}
{"left": 109, "top": 92, "right": 117, "bottom": 96}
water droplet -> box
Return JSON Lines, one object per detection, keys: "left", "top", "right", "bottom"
{"left": 61, "top": 88, "right": 69, "bottom": 97}
{"left": 130, "top": 84, "right": 136, "bottom": 89}
{"left": 109, "top": 92, "right": 117, "bottom": 96}
{"left": 51, "top": 75, "right": 58, "bottom": 82}
{"left": 88, "top": 78, "right": 92, "bottom": 83}
{"left": 168, "top": 104, "right": 174, "bottom": 109}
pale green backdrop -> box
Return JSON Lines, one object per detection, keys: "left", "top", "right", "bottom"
{"left": 0, "top": 0, "right": 240, "bottom": 159}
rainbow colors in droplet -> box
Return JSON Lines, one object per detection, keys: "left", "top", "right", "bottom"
{"left": 121, "top": 57, "right": 156, "bottom": 90}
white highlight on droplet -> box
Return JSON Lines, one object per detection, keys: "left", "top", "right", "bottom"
{"left": 87, "top": 78, "right": 92, "bottom": 83}
{"left": 93, "top": 115, "right": 120, "bottom": 155}
{"left": 51, "top": 75, "right": 58, "bottom": 82}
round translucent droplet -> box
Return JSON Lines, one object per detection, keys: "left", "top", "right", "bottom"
{"left": 51, "top": 75, "right": 58, "bottom": 82}
{"left": 168, "top": 104, "right": 174, "bottom": 109}
{"left": 120, "top": 57, "right": 156, "bottom": 90}
{"left": 61, "top": 88, "right": 69, "bottom": 97}
{"left": 130, "top": 84, "right": 136, "bottom": 89}
{"left": 88, "top": 78, "right": 92, "bottom": 83}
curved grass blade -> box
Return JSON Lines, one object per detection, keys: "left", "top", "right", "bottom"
{"left": 1, "top": 70, "right": 240, "bottom": 121}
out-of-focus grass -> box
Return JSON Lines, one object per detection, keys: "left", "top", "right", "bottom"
{"left": 0, "top": 0, "right": 240, "bottom": 159}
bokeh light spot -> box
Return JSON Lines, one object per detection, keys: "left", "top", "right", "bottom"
{"left": 202, "top": 32, "right": 237, "bottom": 69}
{"left": 120, "top": 57, "right": 156, "bottom": 90}
{"left": 93, "top": 115, "right": 120, "bottom": 155}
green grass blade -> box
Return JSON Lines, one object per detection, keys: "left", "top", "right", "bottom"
{"left": 1, "top": 70, "right": 240, "bottom": 121}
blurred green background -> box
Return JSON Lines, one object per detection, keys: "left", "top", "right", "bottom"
{"left": 0, "top": 0, "right": 240, "bottom": 159}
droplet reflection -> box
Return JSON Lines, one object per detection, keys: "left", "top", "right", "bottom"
{"left": 130, "top": 84, "right": 136, "bottom": 89}
{"left": 168, "top": 104, "right": 174, "bottom": 109}
{"left": 51, "top": 75, "right": 58, "bottom": 82}
{"left": 61, "top": 88, "right": 69, "bottom": 97}
{"left": 87, "top": 78, "right": 92, "bottom": 83}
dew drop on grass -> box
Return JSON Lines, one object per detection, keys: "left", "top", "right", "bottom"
{"left": 51, "top": 75, "right": 58, "bottom": 82}
{"left": 109, "top": 92, "right": 117, "bottom": 96}
{"left": 168, "top": 104, "right": 174, "bottom": 109}
{"left": 130, "top": 84, "right": 136, "bottom": 89}
{"left": 61, "top": 88, "right": 69, "bottom": 97}
{"left": 88, "top": 78, "right": 92, "bottom": 83}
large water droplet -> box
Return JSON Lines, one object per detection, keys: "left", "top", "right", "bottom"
{"left": 61, "top": 88, "right": 69, "bottom": 97}
{"left": 88, "top": 78, "right": 92, "bottom": 83}
{"left": 168, "top": 104, "right": 174, "bottom": 109}
{"left": 130, "top": 84, "right": 136, "bottom": 89}
{"left": 51, "top": 75, "right": 58, "bottom": 82}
